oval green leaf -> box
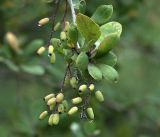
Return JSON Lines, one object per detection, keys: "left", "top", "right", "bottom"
{"left": 88, "top": 64, "right": 102, "bottom": 81}
{"left": 76, "top": 13, "right": 101, "bottom": 43}
{"left": 98, "top": 64, "right": 119, "bottom": 83}
{"left": 95, "top": 33, "right": 119, "bottom": 58}
{"left": 20, "top": 64, "right": 45, "bottom": 75}
{"left": 95, "top": 51, "right": 117, "bottom": 66}
{"left": 76, "top": 52, "right": 89, "bottom": 71}
{"left": 91, "top": 5, "right": 113, "bottom": 25}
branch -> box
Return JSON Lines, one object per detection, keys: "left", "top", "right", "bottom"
{"left": 67, "top": 0, "right": 76, "bottom": 24}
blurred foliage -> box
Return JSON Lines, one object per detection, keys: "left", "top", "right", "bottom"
{"left": 0, "top": 0, "right": 160, "bottom": 137}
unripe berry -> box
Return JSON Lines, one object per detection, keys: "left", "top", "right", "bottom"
{"left": 62, "top": 100, "right": 69, "bottom": 112}
{"left": 37, "top": 46, "right": 46, "bottom": 55}
{"left": 48, "top": 45, "right": 54, "bottom": 56}
{"left": 38, "top": 18, "right": 49, "bottom": 26}
{"left": 49, "top": 104, "right": 55, "bottom": 111}
{"left": 49, "top": 53, "right": 56, "bottom": 64}
{"left": 64, "top": 21, "right": 70, "bottom": 32}
{"left": 95, "top": 91, "right": 104, "bottom": 102}
{"left": 47, "top": 97, "right": 56, "bottom": 106}
{"left": 58, "top": 104, "right": 64, "bottom": 113}
{"left": 87, "top": 107, "right": 94, "bottom": 120}
{"left": 68, "top": 106, "right": 78, "bottom": 115}
{"left": 60, "top": 31, "right": 67, "bottom": 40}
{"left": 70, "top": 77, "right": 78, "bottom": 89}
{"left": 39, "top": 111, "right": 48, "bottom": 120}
{"left": 89, "top": 84, "right": 95, "bottom": 91}
{"left": 72, "top": 97, "right": 82, "bottom": 104}
{"left": 54, "top": 22, "right": 61, "bottom": 31}
{"left": 44, "top": 93, "right": 55, "bottom": 102}
{"left": 56, "top": 93, "right": 64, "bottom": 103}
{"left": 79, "top": 84, "right": 87, "bottom": 93}
{"left": 52, "top": 113, "right": 60, "bottom": 125}
{"left": 48, "top": 114, "right": 54, "bottom": 126}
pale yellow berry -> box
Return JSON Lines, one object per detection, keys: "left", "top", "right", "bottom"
{"left": 38, "top": 18, "right": 49, "bottom": 26}
{"left": 37, "top": 46, "right": 46, "bottom": 55}
{"left": 56, "top": 93, "right": 64, "bottom": 103}
{"left": 87, "top": 107, "right": 94, "bottom": 120}
{"left": 72, "top": 97, "right": 82, "bottom": 104}
{"left": 79, "top": 84, "right": 87, "bottom": 93}
{"left": 5, "top": 32, "right": 20, "bottom": 53}
{"left": 44, "top": 93, "right": 55, "bottom": 102}
{"left": 68, "top": 106, "right": 78, "bottom": 115}
{"left": 39, "top": 111, "right": 48, "bottom": 120}
{"left": 48, "top": 114, "right": 54, "bottom": 126}
{"left": 95, "top": 91, "right": 104, "bottom": 102}
{"left": 48, "top": 45, "right": 54, "bottom": 56}
{"left": 60, "top": 31, "right": 67, "bottom": 40}
{"left": 89, "top": 84, "right": 95, "bottom": 91}
{"left": 47, "top": 97, "right": 56, "bottom": 106}
{"left": 52, "top": 113, "right": 60, "bottom": 125}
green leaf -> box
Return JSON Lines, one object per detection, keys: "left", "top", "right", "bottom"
{"left": 95, "top": 33, "right": 119, "bottom": 58}
{"left": 24, "top": 39, "right": 44, "bottom": 55}
{"left": 97, "top": 21, "right": 122, "bottom": 44}
{"left": 95, "top": 51, "right": 117, "bottom": 66}
{"left": 4, "top": 60, "right": 19, "bottom": 72}
{"left": 91, "top": 5, "right": 113, "bottom": 25}
{"left": 76, "top": 52, "right": 89, "bottom": 71}
{"left": 98, "top": 64, "right": 119, "bottom": 83}
{"left": 76, "top": 13, "right": 101, "bottom": 43}
{"left": 88, "top": 64, "right": 102, "bottom": 80}
{"left": 20, "top": 64, "right": 45, "bottom": 75}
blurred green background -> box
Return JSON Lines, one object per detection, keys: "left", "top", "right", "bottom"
{"left": 0, "top": 0, "right": 160, "bottom": 137}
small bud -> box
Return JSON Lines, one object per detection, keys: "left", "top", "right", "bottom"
{"left": 49, "top": 53, "right": 56, "bottom": 64}
{"left": 89, "top": 84, "right": 95, "bottom": 91}
{"left": 70, "top": 77, "right": 78, "bottom": 89}
{"left": 72, "top": 97, "right": 82, "bottom": 104}
{"left": 47, "top": 97, "right": 56, "bottom": 106}
{"left": 60, "top": 31, "right": 67, "bottom": 40}
{"left": 38, "top": 18, "right": 49, "bottom": 26}
{"left": 62, "top": 100, "right": 69, "bottom": 112}
{"left": 52, "top": 113, "right": 60, "bottom": 125}
{"left": 44, "top": 93, "right": 55, "bottom": 102}
{"left": 95, "top": 91, "right": 104, "bottom": 102}
{"left": 68, "top": 106, "right": 78, "bottom": 115}
{"left": 39, "top": 111, "right": 48, "bottom": 120}
{"left": 37, "top": 46, "right": 46, "bottom": 55}
{"left": 87, "top": 107, "right": 94, "bottom": 120}
{"left": 48, "top": 45, "right": 54, "bottom": 56}
{"left": 79, "top": 84, "right": 87, "bottom": 93}
{"left": 64, "top": 21, "right": 70, "bottom": 32}
{"left": 48, "top": 114, "right": 54, "bottom": 126}
{"left": 54, "top": 22, "right": 61, "bottom": 31}
{"left": 58, "top": 104, "right": 64, "bottom": 113}
{"left": 56, "top": 93, "right": 64, "bottom": 103}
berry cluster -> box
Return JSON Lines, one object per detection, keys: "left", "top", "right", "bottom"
{"left": 39, "top": 83, "right": 104, "bottom": 125}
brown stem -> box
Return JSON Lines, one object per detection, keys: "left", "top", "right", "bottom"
{"left": 47, "top": 0, "right": 61, "bottom": 46}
